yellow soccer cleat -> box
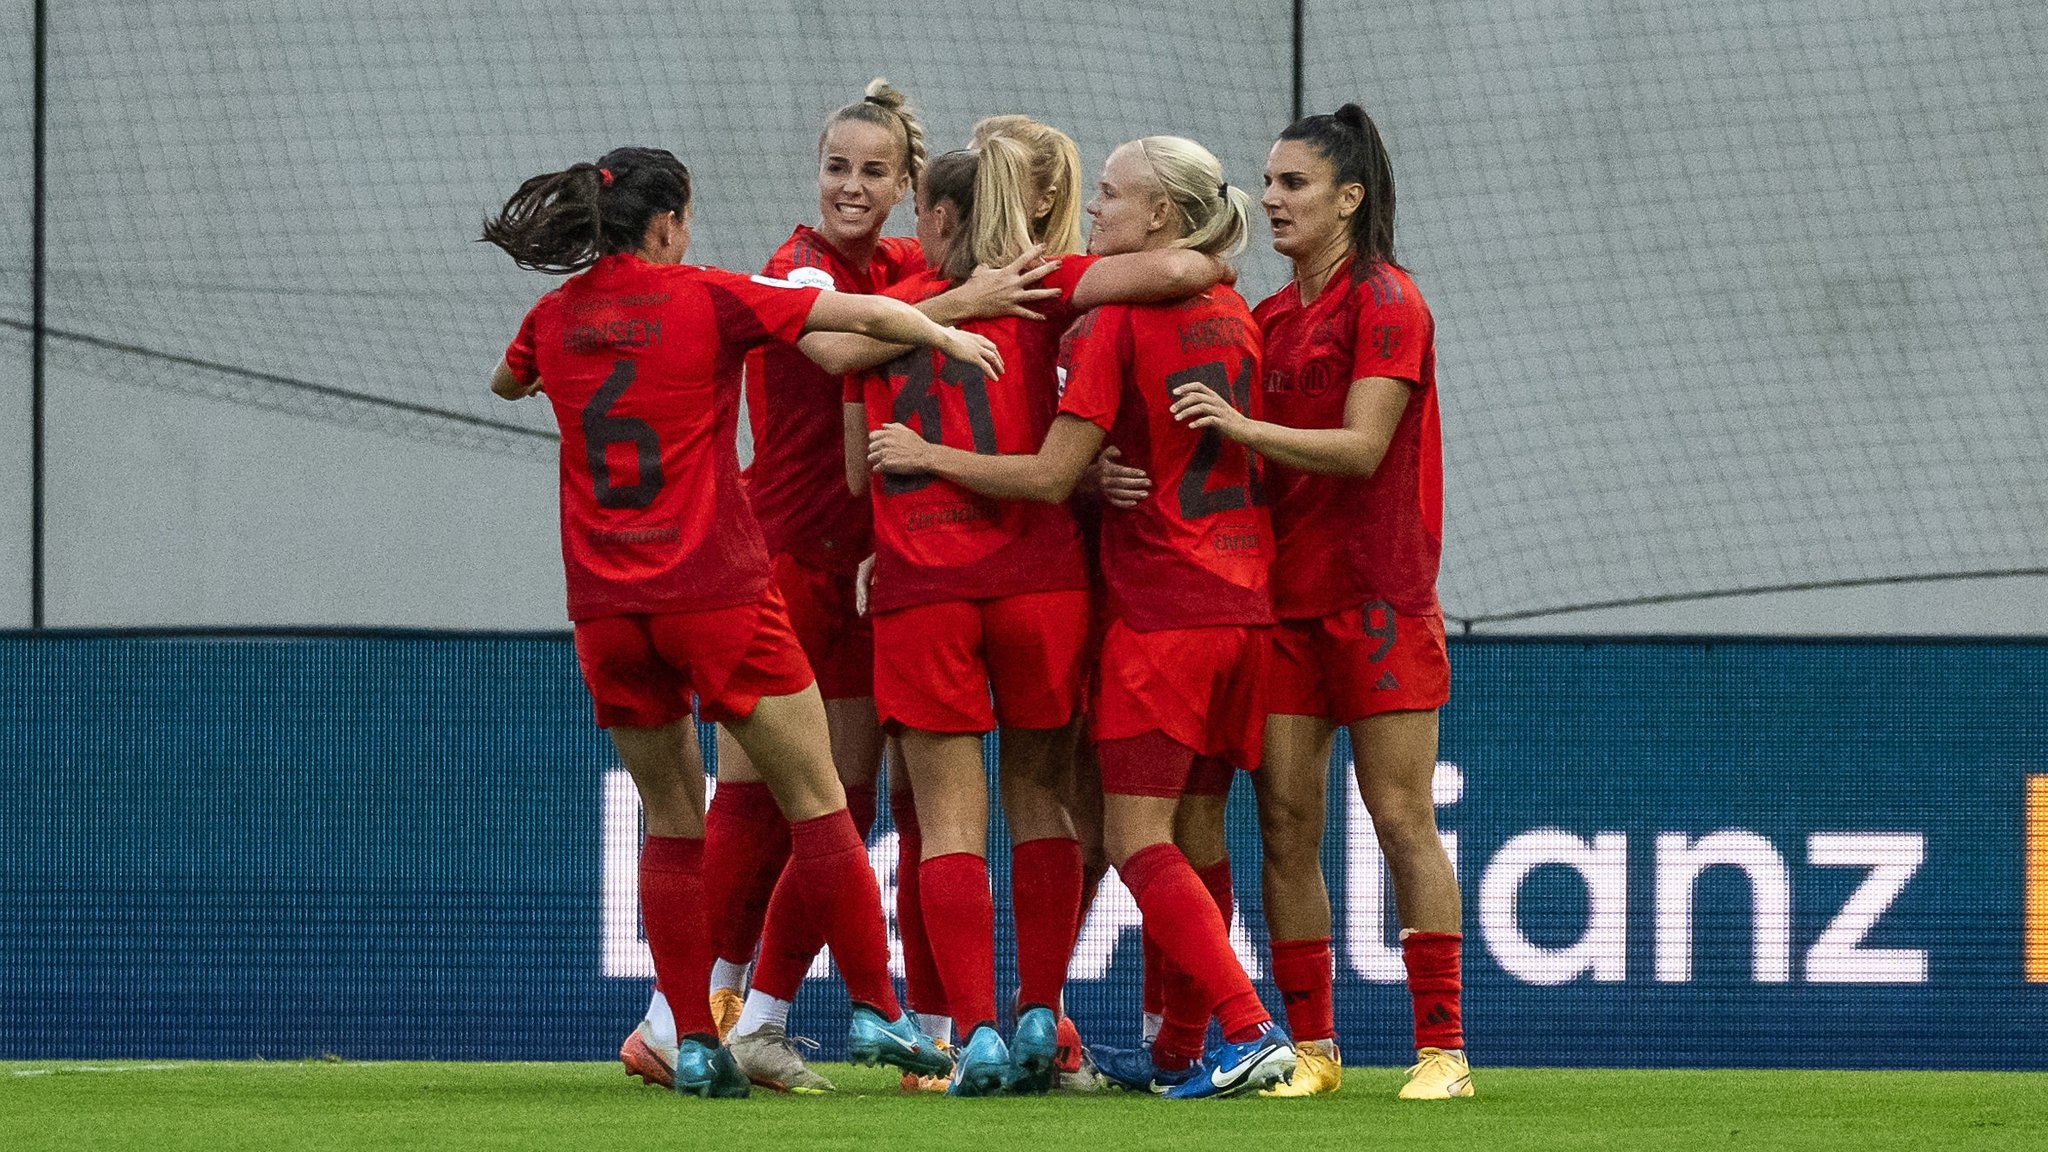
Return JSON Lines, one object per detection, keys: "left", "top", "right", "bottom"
{"left": 709, "top": 988, "right": 745, "bottom": 1042}
{"left": 1398, "top": 1047, "right": 1474, "bottom": 1100}
{"left": 1259, "top": 1042, "right": 1342, "bottom": 1097}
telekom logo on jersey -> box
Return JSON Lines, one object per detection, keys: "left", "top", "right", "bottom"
{"left": 598, "top": 765, "right": 1930, "bottom": 986}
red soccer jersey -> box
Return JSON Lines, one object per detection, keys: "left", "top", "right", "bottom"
{"left": 1253, "top": 258, "right": 1441, "bottom": 618}
{"left": 743, "top": 226, "right": 925, "bottom": 574}
{"left": 1057, "top": 289, "right": 1274, "bottom": 631}
{"left": 502, "top": 253, "right": 820, "bottom": 621}
{"left": 847, "top": 255, "right": 1100, "bottom": 613}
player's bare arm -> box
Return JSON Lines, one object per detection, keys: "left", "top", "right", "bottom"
{"left": 1069, "top": 248, "right": 1231, "bottom": 311}
{"left": 868, "top": 413, "right": 1105, "bottom": 504}
{"left": 802, "top": 292, "right": 1004, "bottom": 380}
{"left": 798, "top": 249, "right": 1056, "bottom": 375}
{"left": 489, "top": 360, "right": 542, "bottom": 400}
{"left": 842, "top": 402, "right": 870, "bottom": 497}
{"left": 1171, "top": 374, "right": 1408, "bottom": 477}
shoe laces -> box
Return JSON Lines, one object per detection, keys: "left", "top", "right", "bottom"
{"left": 1407, "top": 1047, "right": 1459, "bottom": 1077}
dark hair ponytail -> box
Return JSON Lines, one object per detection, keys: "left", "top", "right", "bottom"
{"left": 481, "top": 147, "right": 692, "bottom": 274}
{"left": 1278, "top": 102, "right": 1399, "bottom": 275}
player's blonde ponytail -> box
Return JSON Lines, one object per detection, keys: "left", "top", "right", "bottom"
{"left": 939, "top": 135, "right": 1039, "bottom": 283}
{"left": 970, "top": 114, "right": 1084, "bottom": 255}
{"left": 1134, "top": 136, "right": 1252, "bottom": 259}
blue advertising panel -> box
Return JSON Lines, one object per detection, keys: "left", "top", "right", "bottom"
{"left": 3, "top": 634, "right": 2044, "bottom": 1068}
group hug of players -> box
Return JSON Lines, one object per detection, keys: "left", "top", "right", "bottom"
{"left": 482, "top": 79, "right": 1465, "bottom": 1102}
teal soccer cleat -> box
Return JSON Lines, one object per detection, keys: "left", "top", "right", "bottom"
{"left": 1006, "top": 1006, "right": 1059, "bottom": 1095}
{"left": 948, "top": 1024, "right": 1011, "bottom": 1097}
{"left": 672, "top": 1037, "right": 750, "bottom": 1099}
{"left": 848, "top": 1006, "right": 954, "bottom": 1079}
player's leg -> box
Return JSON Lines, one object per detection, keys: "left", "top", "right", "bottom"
{"left": 1146, "top": 767, "right": 1231, "bottom": 1077}
{"left": 573, "top": 614, "right": 746, "bottom": 1098}
{"left": 1252, "top": 617, "right": 1344, "bottom": 1096}
{"left": 901, "top": 727, "right": 1003, "bottom": 1095}
{"left": 1095, "top": 730, "right": 1292, "bottom": 1099}
{"left": 729, "top": 698, "right": 884, "bottom": 1091}
{"left": 1353, "top": 707, "right": 1469, "bottom": 1099}
{"left": 673, "top": 598, "right": 949, "bottom": 1081}
{"left": 888, "top": 743, "right": 952, "bottom": 1092}
{"left": 985, "top": 589, "right": 1090, "bottom": 1092}
{"left": 699, "top": 731, "right": 781, "bottom": 1039}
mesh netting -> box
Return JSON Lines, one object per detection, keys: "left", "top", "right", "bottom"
{"left": 4, "top": 1, "right": 2045, "bottom": 623}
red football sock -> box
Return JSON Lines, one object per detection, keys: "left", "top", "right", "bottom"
{"left": 920, "top": 851, "right": 997, "bottom": 1032}
{"left": 1149, "top": 935, "right": 1204, "bottom": 1071}
{"left": 639, "top": 835, "right": 716, "bottom": 1041}
{"left": 1272, "top": 937, "right": 1335, "bottom": 1045}
{"left": 1154, "top": 856, "right": 1235, "bottom": 1065}
{"left": 892, "top": 790, "right": 946, "bottom": 1018}
{"left": 742, "top": 864, "right": 811, "bottom": 1002}
{"left": 702, "top": 780, "right": 789, "bottom": 966}
{"left": 1404, "top": 931, "right": 1464, "bottom": 1050}
{"left": 1011, "top": 837, "right": 1082, "bottom": 1012}
{"left": 748, "top": 783, "right": 884, "bottom": 1001}
{"left": 787, "top": 810, "right": 900, "bottom": 1018}
{"left": 845, "top": 783, "right": 878, "bottom": 841}
{"left": 1141, "top": 931, "right": 1167, "bottom": 1019}
{"left": 1119, "top": 842, "right": 1269, "bottom": 1044}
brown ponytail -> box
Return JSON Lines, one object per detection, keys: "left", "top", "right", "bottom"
{"left": 481, "top": 147, "right": 690, "bottom": 274}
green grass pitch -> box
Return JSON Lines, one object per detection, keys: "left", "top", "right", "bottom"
{"left": 4, "top": 1060, "right": 2046, "bottom": 1151}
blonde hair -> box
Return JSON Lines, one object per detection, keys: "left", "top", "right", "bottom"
{"left": 1130, "top": 136, "right": 1253, "bottom": 259}
{"left": 820, "top": 77, "right": 928, "bottom": 187}
{"left": 936, "top": 136, "right": 1043, "bottom": 283}
{"left": 969, "top": 114, "right": 1083, "bottom": 255}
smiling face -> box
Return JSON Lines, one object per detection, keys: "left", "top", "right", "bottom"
{"left": 1085, "top": 143, "right": 1173, "bottom": 256}
{"left": 815, "top": 118, "right": 912, "bottom": 251}
{"left": 1262, "top": 138, "right": 1362, "bottom": 262}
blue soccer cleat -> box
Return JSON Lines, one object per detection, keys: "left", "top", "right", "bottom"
{"left": 948, "top": 1024, "right": 1011, "bottom": 1097}
{"left": 1162, "top": 1025, "right": 1297, "bottom": 1100}
{"left": 672, "top": 1037, "right": 750, "bottom": 1099}
{"left": 1087, "top": 1042, "right": 1196, "bottom": 1095}
{"left": 848, "top": 1006, "right": 954, "bottom": 1079}
{"left": 1006, "top": 1006, "right": 1059, "bottom": 1095}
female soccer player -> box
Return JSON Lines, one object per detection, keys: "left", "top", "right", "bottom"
{"left": 867, "top": 135, "right": 1295, "bottom": 1099}
{"left": 481, "top": 145, "right": 990, "bottom": 1098}
{"left": 1167, "top": 104, "right": 1470, "bottom": 1100}
{"left": 691, "top": 79, "right": 1057, "bottom": 1096}
{"left": 840, "top": 139, "right": 1232, "bottom": 1096}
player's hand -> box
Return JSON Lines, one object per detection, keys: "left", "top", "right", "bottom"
{"left": 1086, "top": 446, "right": 1151, "bottom": 509}
{"left": 956, "top": 244, "right": 1061, "bottom": 321}
{"left": 1170, "top": 381, "right": 1250, "bottom": 440}
{"left": 855, "top": 554, "right": 876, "bottom": 617}
{"left": 868, "top": 423, "right": 933, "bottom": 474}
{"left": 938, "top": 327, "right": 1004, "bottom": 379}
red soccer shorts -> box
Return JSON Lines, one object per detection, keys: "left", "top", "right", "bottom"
{"left": 1091, "top": 619, "right": 1269, "bottom": 792}
{"left": 872, "top": 589, "right": 1090, "bottom": 734}
{"left": 573, "top": 587, "right": 816, "bottom": 728}
{"left": 772, "top": 551, "right": 872, "bottom": 701}
{"left": 1266, "top": 601, "right": 1450, "bottom": 724}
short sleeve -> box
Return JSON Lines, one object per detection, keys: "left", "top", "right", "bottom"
{"left": 1055, "top": 305, "right": 1129, "bottom": 432}
{"left": 502, "top": 301, "right": 543, "bottom": 383}
{"left": 1349, "top": 268, "right": 1429, "bottom": 388}
{"left": 842, "top": 368, "right": 870, "bottom": 405}
{"left": 698, "top": 266, "right": 823, "bottom": 352}
{"left": 878, "top": 237, "right": 927, "bottom": 285}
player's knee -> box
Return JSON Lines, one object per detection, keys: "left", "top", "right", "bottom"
{"left": 1257, "top": 797, "right": 1327, "bottom": 867}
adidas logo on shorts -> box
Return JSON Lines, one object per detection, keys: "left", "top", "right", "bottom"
{"left": 1375, "top": 671, "right": 1401, "bottom": 691}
